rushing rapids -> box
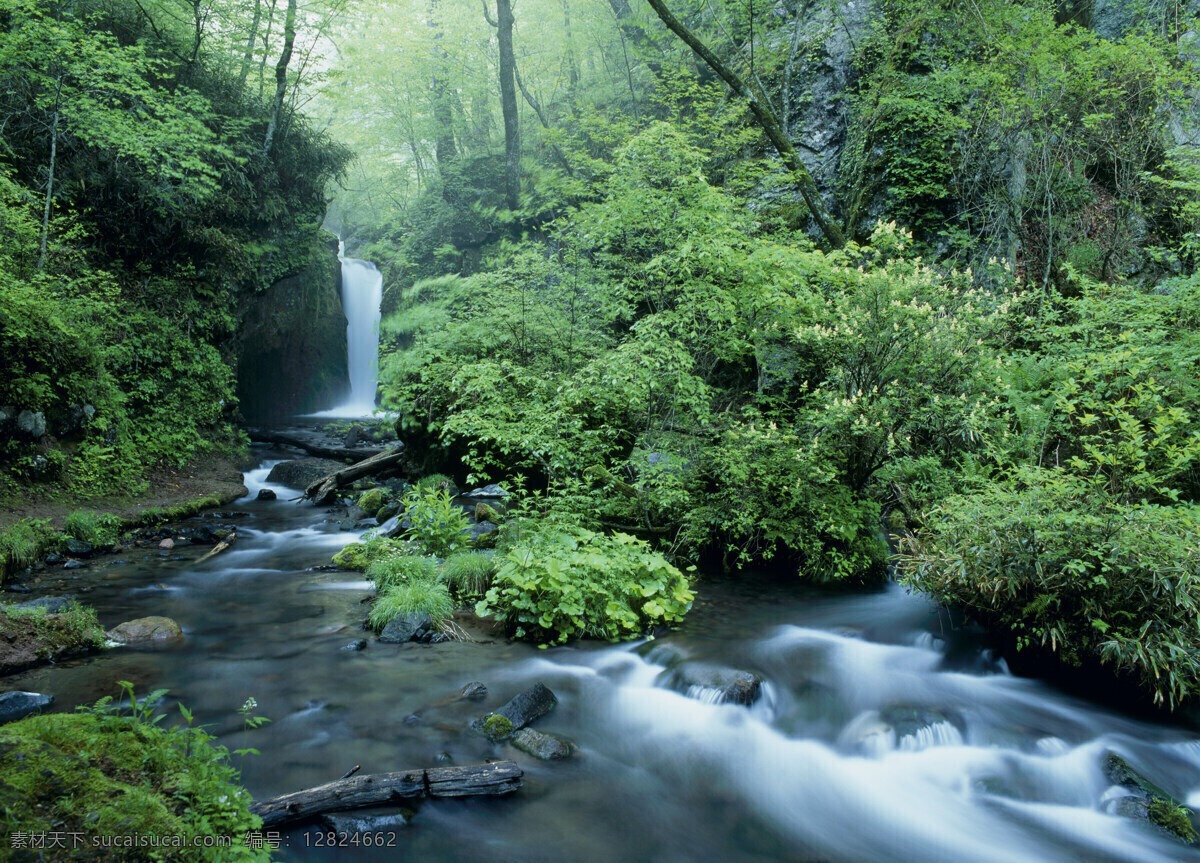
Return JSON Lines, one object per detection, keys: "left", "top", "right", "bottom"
{"left": 8, "top": 454, "right": 1200, "bottom": 862}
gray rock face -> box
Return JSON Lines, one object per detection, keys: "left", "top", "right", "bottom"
{"left": 0, "top": 691, "right": 54, "bottom": 725}
{"left": 492, "top": 682, "right": 558, "bottom": 730}
{"left": 459, "top": 681, "right": 488, "bottom": 701}
{"left": 461, "top": 484, "right": 510, "bottom": 499}
{"left": 661, "top": 662, "right": 764, "bottom": 706}
{"left": 266, "top": 459, "right": 347, "bottom": 490}
{"left": 510, "top": 727, "right": 575, "bottom": 761}
{"left": 16, "top": 410, "right": 46, "bottom": 438}
{"left": 378, "top": 612, "right": 433, "bottom": 644}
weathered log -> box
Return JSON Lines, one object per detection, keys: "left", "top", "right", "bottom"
{"left": 195, "top": 532, "right": 236, "bottom": 564}
{"left": 249, "top": 761, "right": 523, "bottom": 827}
{"left": 304, "top": 445, "right": 407, "bottom": 505}
{"left": 247, "top": 429, "right": 381, "bottom": 461}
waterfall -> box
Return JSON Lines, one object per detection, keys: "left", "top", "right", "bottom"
{"left": 313, "top": 242, "right": 382, "bottom": 417}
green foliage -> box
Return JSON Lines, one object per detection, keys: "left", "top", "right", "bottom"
{"left": 476, "top": 523, "right": 694, "bottom": 645}
{"left": 403, "top": 487, "right": 471, "bottom": 556}
{"left": 1, "top": 600, "right": 106, "bottom": 657}
{"left": 481, "top": 713, "right": 514, "bottom": 742}
{"left": 0, "top": 517, "right": 53, "bottom": 580}
{"left": 64, "top": 509, "right": 121, "bottom": 546}
{"left": 366, "top": 553, "right": 439, "bottom": 591}
{"left": 1, "top": 682, "right": 269, "bottom": 861}
{"left": 441, "top": 552, "right": 497, "bottom": 599}
{"left": 368, "top": 577, "right": 456, "bottom": 632}
{"left": 331, "top": 532, "right": 413, "bottom": 571}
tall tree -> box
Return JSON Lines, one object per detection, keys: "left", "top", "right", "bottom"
{"left": 483, "top": 0, "right": 520, "bottom": 209}
{"left": 429, "top": 0, "right": 458, "bottom": 166}
{"left": 263, "top": 0, "right": 297, "bottom": 154}
{"left": 645, "top": 0, "right": 845, "bottom": 248}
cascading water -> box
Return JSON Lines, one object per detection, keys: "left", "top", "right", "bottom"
{"left": 313, "top": 241, "right": 382, "bottom": 417}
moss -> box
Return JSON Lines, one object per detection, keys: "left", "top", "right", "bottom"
{"left": 414, "top": 473, "right": 452, "bottom": 495}
{"left": 357, "top": 487, "right": 388, "bottom": 517}
{"left": 474, "top": 502, "right": 501, "bottom": 524}
{"left": 1148, "top": 798, "right": 1198, "bottom": 844}
{"left": 482, "top": 714, "right": 514, "bottom": 742}
{"left": 332, "top": 542, "right": 369, "bottom": 571}
{"left": 0, "top": 711, "right": 268, "bottom": 861}
{"left": 0, "top": 603, "right": 105, "bottom": 673}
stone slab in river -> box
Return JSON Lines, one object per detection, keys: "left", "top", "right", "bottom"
{"left": 106, "top": 616, "right": 183, "bottom": 643}
{"left": 0, "top": 691, "right": 54, "bottom": 725}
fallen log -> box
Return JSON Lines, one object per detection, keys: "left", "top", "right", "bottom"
{"left": 247, "top": 429, "right": 382, "bottom": 462}
{"left": 249, "top": 761, "right": 523, "bottom": 828}
{"left": 304, "top": 445, "right": 406, "bottom": 505}
{"left": 195, "top": 532, "right": 236, "bottom": 564}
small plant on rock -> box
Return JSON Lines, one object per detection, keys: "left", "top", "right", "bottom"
{"left": 368, "top": 578, "right": 455, "bottom": 632}
{"left": 441, "top": 552, "right": 497, "bottom": 598}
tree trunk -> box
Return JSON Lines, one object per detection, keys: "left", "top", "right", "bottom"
{"left": 250, "top": 762, "right": 523, "bottom": 828}
{"left": 263, "top": 0, "right": 296, "bottom": 154}
{"left": 37, "top": 104, "right": 58, "bottom": 272}
{"left": 497, "top": 0, "right": 520, "bottom": 210}
{"left": 238, "top": 0, "right": 262, "bottom": 91}
{"left": 562, "top": 0, "right": 579, "bottom": 101}
{"left": 644, "top": 0, "right": 846, "bottom": 248}
{"left": 429, "top": 0, "right": 457, "bottom": 167}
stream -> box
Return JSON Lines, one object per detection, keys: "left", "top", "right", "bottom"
{"left": 9, "top": 450, "right": 1200, "bottom": 862}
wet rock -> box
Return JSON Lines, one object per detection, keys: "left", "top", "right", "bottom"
{"left": 879, "top": 705, "right": 964, "bottom": 748}
{"left": 469, "top": 521, "right": 498, "bottom": 543}
{"left": 338, "top": 518, "right": 357, "bottom": 531}
{"left": 340, "top": 640, "right": 367, "bottom": 651}
{"left": 473, "top": 683, "right": 558, "bottom": 736}
{"left": 44, "top": 553, "right": 63, "bottom": 565}
{"left": 434, "top": 751, "right": 453, "bottom": 764}
{"left": 459, "top": 681, "right": 488, "bottom": 701}
{"left": 0, "top": 691, "right": 54, "bottom": 725}
{"left": 266, "top": 458, "right": 347, "bottom": 490}
{"left": 320, "top": 812, "right": 410, "bottom": 834}
{"left": 510, "top": 728, "right": 575, "bottom": 761}
{"left": 378, "top": 612, "right": 433, "bottom": 644}
{"left": 62, "top": 559, "right": 87, "bottom": 570}
{"left": 662, "top": 662, "right": 763, "bottom": 706}
{"left": 190, "top": 525, "right": 218, "bottom": 545}
{"left": 461, "top": 484, "right": 509, "bottom": 499}
{"left": 106, "top": 616, "right": 183, "bottom": 643}
{"left": 355, "top": 518, "right": 378, "bottom": 530}
{"left": 1102, "top": 751, "right": 1199, "bottom": 844}
{"left": 347, "top": 504, "right": 368, "bottom": 522}
{"left": 63, "top": 538, "right": 94, "bottom": 558}
{"left": 377, "top": 515, "right": 403, "bottom": 538}
{"left": 256, "top": 488, "right": 277, "bottom": 501}
{"left": 376, "top": 501, "right": 401, "bottom": 523}
{"left": 13, "top": 596, "right": 75, "bottom": 614}
{"left": 158, "top": 538, "right": 175, "bottom": 550}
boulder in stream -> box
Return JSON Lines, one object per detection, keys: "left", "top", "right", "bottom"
{"left": 510, "top": 728, "right": 575, "bottom": 761}
{"left": 0, "top": 691, "right": 54, "bottom": 725}
{"left": 459, "top": 681, "right": 488, "bottom": 701}
{"left": 1102, "top": 752, "right": 1199, "bottom": 844}
{"left": 13, "top": 596, "right": 76, "bottom": 614}
{"left": 473, "top": 682, "right": 558, "bottom": 737}
{"left": 378, "top": 612, "right": 433, "bottom": 644}
{"left": 106, "top": 616, "right": 183, "bottom": 643}
{"left": 661, "top": 662, "right": 764, "bottom": 706}
{"left": 266, "top": 459, "right": 347, "bottom": 490}
{"left": 256, "top": 488, "right": 277, "bottom": 501}
{"left": 63, "top": 538, "right": 94, "bottom": 558}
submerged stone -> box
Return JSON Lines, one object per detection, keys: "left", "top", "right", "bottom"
{"left": 510, "top": 728, "right": 575, "bottom": 761}
{"left": 473, "top": 682, "right": 558, "bottom": 737}
{"left": 662, "top": 662, "right": 763, "bottom": 706}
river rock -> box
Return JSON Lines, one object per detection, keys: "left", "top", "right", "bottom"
{"left": 473, "top": 683, "right": 558, "bottom": 735}
{"left": 256, "top": 488, "right": 277, "bottom": 500}
{"left": 662, "top": 662, "right": 763, "bottom": 706}
{"left": 63, "top": 538, "right": 94, "bottom": 558}
{"left": 376, "top": 515, "right": 402, "bottom": 537}
{"left": 338, "top": 518, "right": 357, "bottom": 531}
{"left": 106, "top": 616, "right": 183, "bottom": 642}
{"left": 376, "top": 501, "right": 402, "bottom": 523}
{"left": 459, "top": 681, "right": 488, "bottom": 701}
{"left": 191, "top": 525, "right": 219, "bottom": 545}
{"left": 469, "top": 521, "right": 498, "bottom": 544}
{"left": 158, "top": 538, "right": 175, "bottom": 550}
{"left": 340, "top": 639, "right": 367, "bottom": 651}
{"left": 0, "top": 691, "right": 54, "bottom": 725}
{"left": 510, "top": 727, "right": 575, "bottom": 761}
{"left": 378, "top": 612, "right": 433, "bottom": 644}
{"left": 265, "top": 458, "right": 346, "bottom": 490}
{"left": 63, "top": 559, "right": 88, "bottom": 570}
{"left": 13, "top": 596, "right": 75, "bottom": 614}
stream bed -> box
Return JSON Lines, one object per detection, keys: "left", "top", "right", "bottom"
{"left": 9, "top": 452, "right": 1200, "bottom": 862}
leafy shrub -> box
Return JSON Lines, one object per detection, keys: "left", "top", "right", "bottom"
{"left": 414, "top": 473, "right": 452, "bottom": 494}
{"left": 476, "top": 524, "right": 695, "bottom": 645}
{"left": 441, "top": 552, "right": 497, "bottom": 598}
{"left": 403, "top": 487, "right": 471, "bottom": 556}
{"left": 64, "top": 509, "right": 122, "bottom": 546}
{"left": 366, "top": 554, "right": 439, "bottom": 591}
{"left": 368, "top": 578, "right": 455, "bottom": 632}
{"left": 901, "top": 469, "right": 1200, "bottom": 708}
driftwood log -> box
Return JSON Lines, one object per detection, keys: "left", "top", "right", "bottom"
{"left": 249, "top": 761, "right": 523, "bottom": 828}
{"left": 195, "top": 532, "right": 236, "bottom": 564}
{"left": 304, "top": 445, "right": 407, "bottom": 505}
{"left": 247, "top": 429, "right": 382, "bottom": 462}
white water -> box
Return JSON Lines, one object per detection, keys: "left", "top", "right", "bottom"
{"left": 310, "top": 243, "right": 382, "bottom": 417}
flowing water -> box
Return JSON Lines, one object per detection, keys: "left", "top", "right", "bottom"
{"left": 11, "top": 453, "right": 1200, "bottom": 862}
{"left": 311, "top": 250, "right": 382, "bottom": 418}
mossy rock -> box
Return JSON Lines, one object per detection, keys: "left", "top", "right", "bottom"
{"left": 332, "top": 543, "right": 369, "bottom": 571}
{"left": 475, "top": 502, "right": 501, "bottom": 524}
{"left": 481, "top": 714, "right": 514, "bottom": 742}
{"left": 0, "top": 712, "right": 267, "bottom": 861}
{"left": 357, "top": 487, "right": 388, "bottom": 518}
{"left": 1148, "top": 798, "right": 1199, "bottom": 844}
